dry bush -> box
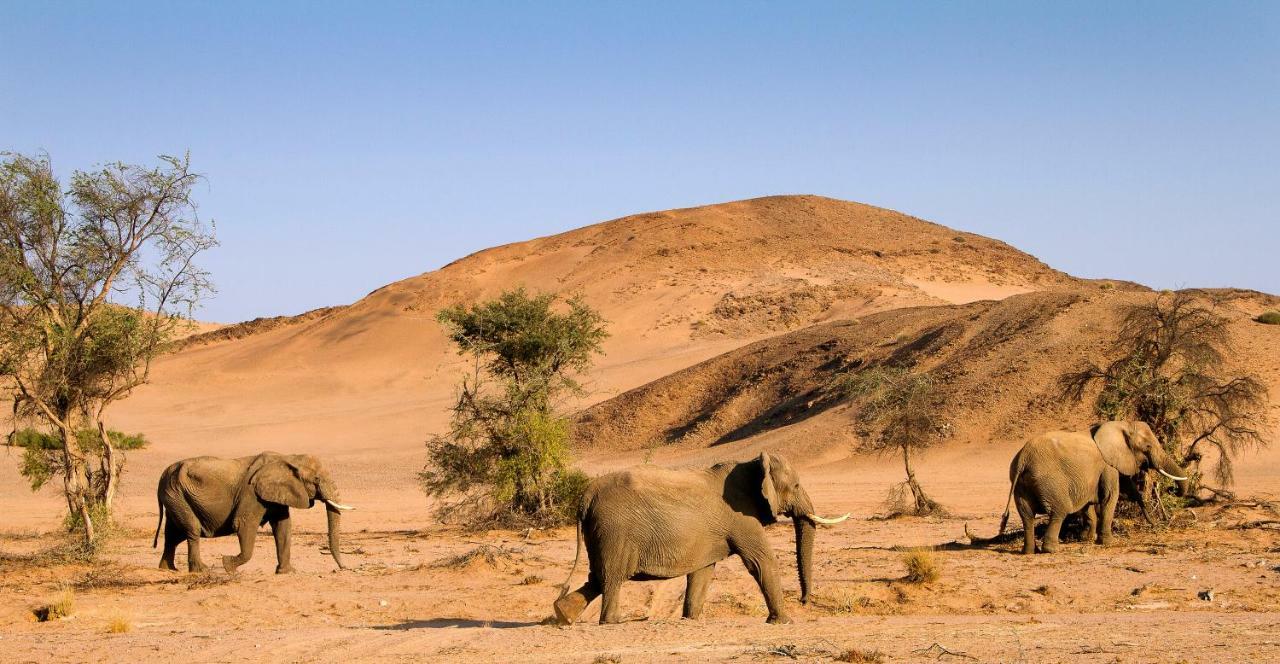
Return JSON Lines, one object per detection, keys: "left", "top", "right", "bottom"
{"left": 718, "top": 592, "right": 767, "bottom": 617}
{"left": 809, "top": 585, "right": 870, "bottom": 615}
{"left": 519, "top": 574, "right": 543, "bottom": 585}
{"left": 106, "top": 613, "right": 132, "bottom": 633}
{"left": 1256, "top": 311, "right": 1280, "bottom": 325}
{"left": 901, "top": 548, "right": 939, "bottom": 584}
{"left": 836, "top": 648, "right": 887, "bottom": 663}
{"left": 33, "top": 587, "right": 75, "bottom": 621}
{"left": 433, "top": 544, "right": 524, "bottom": 571}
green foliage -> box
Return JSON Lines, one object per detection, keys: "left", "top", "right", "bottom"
{"left": 422, "top": 288, "right": 607, "bottom": 527}
{"left": 1, "top": 150, "right": 215, "bottom": 546}
{"left": 7, "top": 427, "right": 149, "bottom": 452}
{"left": 1256, "top": 311, "right": 1280, "bottom": 325}
{"left": 10, "top": 427, "right": 147, "bottom": 492}
{"left": 831, "top": 365, "right": 947, "bottom": 516}
{"left": 1062, "top": 291, "right": 1270, "bottom": 487}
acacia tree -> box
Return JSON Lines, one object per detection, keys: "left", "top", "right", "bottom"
{"left": 0, "top": 152, "right": 216, "bottom": 545}
{"left": 837, "top": 365, "right": 948, "bottom": 516}
{"left": 1063, "top": 291, "right": 1270, "bottom": 500}
{"left": 420, "top": 288, "right": 607, "bottom": 526}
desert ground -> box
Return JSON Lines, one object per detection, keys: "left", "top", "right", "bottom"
{"left": 3, "top": 196, "right": 1279, "bottom": 662}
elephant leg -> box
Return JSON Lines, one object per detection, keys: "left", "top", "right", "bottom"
{"left": 1099, "top": 470, "right": 1120, "bottom": 546}
{"left": 187, "top": 536, "right": 207, "bottom": 573}
{"left": 682, "top": 563, "right": 716, "bottom": 620}
{"left": 1082, "top": 505, "right": 1098, "bottom": 544}
{"left": 554, "top": 574, "right": 601, "bottom": 626}
{"left": 271, "top": 514, "right": 293, "bottom": 574}
{"left": 222, "top": 522, "right": 258, "bottom": 574}
{"left": 598, "top": 577, "right": 626, "bottom": 624}
{"left": 1015, "top": 495, "right": 1037, "bottom": 555}
{"left": 1041, "top": 513, "right": 1066, "bottom": 553}
{"left": 159, "top": 521, "right": 182, "bottom": 571}
{"left": 731, "top": 533, "right": 790, "bottom": 624}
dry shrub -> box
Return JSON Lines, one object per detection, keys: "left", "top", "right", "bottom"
{"left": 519, "top": 574, "right": 543, "bottom": 585}
{"left": 718, "top": 592, "right": 767, "bottom": 617}
{"left": 106, "top": 613, "right": 132, "bottom": 633}
{"left": 433, "top": 544, "right": 524, "bottom": 571}
{"left": 837, "top": 648, "right": 887, "bottom": 663}
{"left": 901, "top": 548, "right": 939, "bottom": 584}
{"left": 33, "top": 587, "right": 75, "bottom": 621}
{"left": 1256, "top": 311, "right": 1280, "bottom": 325}
{"left": 810, "top": 586, "right": 870, "bottom": 615}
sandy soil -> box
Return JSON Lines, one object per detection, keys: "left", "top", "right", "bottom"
{"left": 3, "top": 445, "right": 1280, "bottom": 663}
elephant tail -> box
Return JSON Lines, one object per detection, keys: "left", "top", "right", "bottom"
{"left": 997, "top": 464, "right": 1024, "bottom": 536}
{"left": 153, "top": 493, "right": 164, "bottom": 548}
{"left": 966, "top": 464, "right": 1021, "bottom": 544}
{"left": 557, "top": 494, "right": 589, "bottom": 599}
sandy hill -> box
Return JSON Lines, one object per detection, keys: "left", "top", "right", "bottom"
{"left": 575, "top": 289, "right": 1280, "bottom": 467}
{"left": 106, "top": 195, "right": 1074, "bottom": 463}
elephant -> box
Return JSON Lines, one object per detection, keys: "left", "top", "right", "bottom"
{"left": 153, "top": 452, "right": 354, "bottom": 573}
{"left": 984, "top": 421, "right": 1189, "bottom": 554}
{"left": 552, "top": 452, "right": 849, "bottom": 625}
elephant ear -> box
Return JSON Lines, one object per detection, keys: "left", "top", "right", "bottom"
{"left": 250, "top": 456, "right": 312, "bottom": 509}
{"left": 1093, "top": 421, "right": 1141, "bottom": 476}
{"left": 758, "top": 452, "right": 783, "bottom": 516}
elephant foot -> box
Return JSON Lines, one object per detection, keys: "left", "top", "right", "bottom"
{"left": 275, "top": 564, "right": 295, "bottom": 574}
{"left": 1098, "top": 536, "right": 1113, "bottom": 547}
{"left": 766, "top": 613, "right": 793, "bottom": 625}
{"left": 222, "top": 556, "right": 243, "bottom": 574}
{"left": 189, "top": 562, "right": 208, "bottom": 573}
{"left": 553, "top": 593, "right": 587, "bottom": 626}
{"left": 159, "top": 561, "right": 178, "bottom": 572}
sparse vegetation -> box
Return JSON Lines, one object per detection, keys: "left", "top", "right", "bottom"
{"left": 520, "top": 574, "right": 543, "bottom": 585}
{"left": 1256, "top": 311, "right": 1280, "bottom": 325}
{"left": 33, "top": 587, "right": 76, "bottom": 621}
{"left": 836, "top": 648, "right": 887, "bottom": 664}
{"left": 10, "top": 428, "right": 148, "bottom": 492}
{"left": 834, "top": 366, "right": 948, "bottom": 516}
{"left": 1, "top": 151, "right": 215, "bottom": 547}
{"left": 1062, "top": 292, "right": 1271, "bottom": 503}
{"left": 420, "top": 288, "right": 607, "bottom": 526}
{"left": 901, "top": 548, "right": 939, "bottom": 584}
{"left": 106, "top": 613, "right": 132, "bottom": 633}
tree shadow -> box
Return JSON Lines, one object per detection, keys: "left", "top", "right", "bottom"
{"left": 373, "top": 618, "right": 542, "bottom": 630}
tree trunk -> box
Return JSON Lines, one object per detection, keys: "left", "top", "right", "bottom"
{"left": 57, "top": 420, "right": 94, "bottom": 545}
{"left": 99, "top": 421, "right": 119, "bottom": 508}
{"left": 903, "top": 445, "right": 938, "bottom": 515}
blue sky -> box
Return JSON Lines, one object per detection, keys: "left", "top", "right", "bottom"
{"left": 2, "top": 2, "right": 1276, "bottom": 322}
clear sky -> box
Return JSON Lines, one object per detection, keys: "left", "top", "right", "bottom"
{"left": 3, "top": 2, "right": 1277, "bottom": 322}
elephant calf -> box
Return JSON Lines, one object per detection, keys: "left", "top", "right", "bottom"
{"left": 994, "top": 421, "right": 1188, "bottom": 554}
{"left": 553, "top": 452, "right": 849, "bottom": 625}
{"left": 154, "top": 452, "right": 354, "bottom": 573}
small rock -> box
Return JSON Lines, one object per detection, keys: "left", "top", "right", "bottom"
{"left": 379, "top": 599, "right": 389, "bottom": 607}
{"left": 1198, "top": 589, "right": 1214, "bottom": 602}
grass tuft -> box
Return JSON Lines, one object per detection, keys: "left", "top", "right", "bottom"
{"left": 1256, "top": 311, "right": 1280, "bottom": 325}
{"left": 33, "top": 587, "right": 76, "bottom": 621}
{"left": 836, "top": 648, "right": 887, "bottom": 663}
{"left": 106, "top": 613, "right": 132, "bottom": 633}
{"left": 901, "top": 548, "right": 939, "bottom": 584}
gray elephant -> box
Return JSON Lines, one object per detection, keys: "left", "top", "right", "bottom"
{"left": 987, "top": 421, "right": 1188, "bottom": 554}
{"left": 553, "top": 452, "right": 848, "bottom": 625}
{"left": 153, "top": 452, "right": 354, "bottom": 573}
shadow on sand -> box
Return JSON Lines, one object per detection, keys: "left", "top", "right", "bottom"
{"left": 374, "top": 618, "right": 542, "bottom": 630}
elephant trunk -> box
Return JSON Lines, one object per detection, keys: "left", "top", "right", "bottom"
{"left": 1152, "top": 451, "right": 1192, "bottom": 497}
{"left": 790, "top": 487, "right": 818, "bottom": 603}
{"left": 794, "top": 516, "right": 815, "bottom": 604}
{"left": 325, "top": 505, "right": 346, "bottom": 570}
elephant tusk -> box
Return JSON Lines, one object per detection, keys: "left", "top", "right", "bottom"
{"left": 807, "top": 513, "right": 850, "bottom": 525}
{"left": 1156, "top": 468, "right": 1188, "bottom": 482}
{"left": 323, "top": 499, "right": 355, "bottom": 511}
